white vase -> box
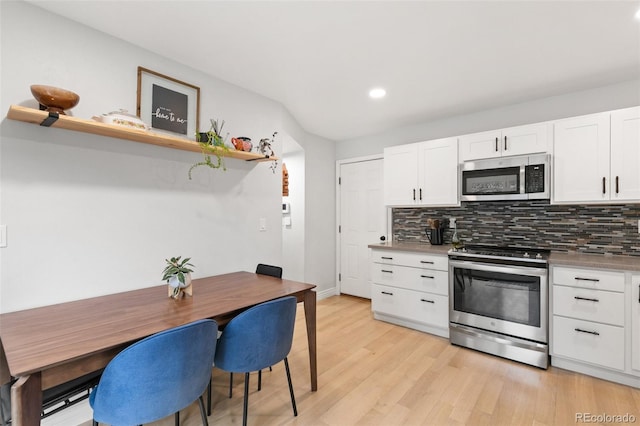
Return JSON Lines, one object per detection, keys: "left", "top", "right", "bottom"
{"left": 168, "top": 273, "right": 191, "bottom": 289}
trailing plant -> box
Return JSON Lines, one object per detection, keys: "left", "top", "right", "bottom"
{"left": 188, "top": 118, "right": 230, "bottom": 179}
{"left": 258, "top": 131, "right": 278, "bottom": 174}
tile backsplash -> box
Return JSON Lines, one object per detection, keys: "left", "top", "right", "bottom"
{"left": 393, "top": 201, "right": 640, "bottom": 257}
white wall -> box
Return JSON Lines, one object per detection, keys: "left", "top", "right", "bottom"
{"left": 336, "top": 79, "right": 640, "bottom": 159}
{"left": 0, "top": 1, "right": 336, "bottom": 312}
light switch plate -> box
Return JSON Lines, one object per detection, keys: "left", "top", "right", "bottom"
{"left": 0, "top": 225, "right": 6, "bottom": 248}
{"left": 259, "top": 218, "right": 267, "bottom": 232}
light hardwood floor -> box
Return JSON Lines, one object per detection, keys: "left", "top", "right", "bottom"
{"left": 84, "top": 295, "right": 640, "bottom": 426}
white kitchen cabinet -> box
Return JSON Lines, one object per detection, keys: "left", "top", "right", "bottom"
{"left": 383, "top": 137, "right": 458, "bottom": 206}
{"left": 611, "top": 106, "right": 640, "bottom": 201}
{"left": 459, "top": 122, "right": 550, "bottom": 162}
{"left": 553, "top": 107, "right": 640, "bottom": 204}
{"left": 383, "top": 142, "right": 419, "bottom": 205}
{"left": 551, "top": 266, "right": 640, "bottom": 387}
{"left": 371, "top": 249, "right": 449, "bottom": 337}
{"left": 552, "top": 266, "right": 626, "bottom": 371}
{"left": 632, "top": 275, "right": 640, "bottom": 376}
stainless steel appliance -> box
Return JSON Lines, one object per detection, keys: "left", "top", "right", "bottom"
{"left": 448, "top": 245, "right": 550, "bottom": 368}
{"left": 461, "top": 154, "right": 550, "bottom": 201}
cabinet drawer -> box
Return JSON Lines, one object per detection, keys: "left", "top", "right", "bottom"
{"left": 371, "top": 264, "right": 448, "bottom": 295}
{"left": 372, "top": 284, "right": 405, "bottom": 319}
{"left": 553, "top": 285, "right": 625, "bottom": 326}
{"left": 371, "top": 250, "right": 447, "bottom": 271}
{"left": 552, "top": 266, "right": 625, "bottom": 292}
{"left": 405, "top": 291, "right": 449, "bottom": 329}
{"left": 552, "top": 316, "right": 624, "bottom": 371}
{"left": 372, "top": 284, "right": 449, "bottom": 328}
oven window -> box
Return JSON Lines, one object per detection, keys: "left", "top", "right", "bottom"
{"left": 452, "top": 267, "right": 541, "bottom": 327}
{"left": 462, "top": 166, "right": 520, "bottom": 195}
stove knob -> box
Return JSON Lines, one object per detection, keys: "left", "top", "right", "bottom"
{"left": 523, "top": 252, "right": 530, "bottom": 258}
{"left": 536, "top": 253, "right": 542, "bottom": 259}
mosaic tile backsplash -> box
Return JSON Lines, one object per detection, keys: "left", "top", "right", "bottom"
{"left": 393, "top": 201, "right": 640, "bottom": 257}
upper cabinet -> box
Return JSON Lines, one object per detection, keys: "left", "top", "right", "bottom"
{"left": 384, "top": 137, "right": 458, "bottom": 207}
{"left": 611, "top": 106, "right": 640, "bottom": 201}
{"left": 459, "top": 123, "right": 550, "bottom": 162}
{"left": 553, "top": 107, "right": 640, "bottom": 204}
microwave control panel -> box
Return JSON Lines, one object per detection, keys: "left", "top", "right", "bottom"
{"left": 525, "top": 164, "right": 545, "bottom": 193}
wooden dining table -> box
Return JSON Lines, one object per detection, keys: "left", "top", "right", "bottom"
{"left": 0, "top": 271, "right": 317, "bottom": 426}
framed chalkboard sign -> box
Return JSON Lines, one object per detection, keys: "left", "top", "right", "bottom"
{"left": 136, "top": 67, "right": 200, "bottom": 138}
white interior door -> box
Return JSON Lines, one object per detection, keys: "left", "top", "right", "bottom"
{"left": 339, "top": 158, "right": 386, "bottom": 299}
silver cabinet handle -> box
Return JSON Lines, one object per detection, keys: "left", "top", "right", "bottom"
{"left": 575, "top": 328, "right": 600, "bottom": 336}
{"left": 574, "top": 296, "right": 599, "bottom": 302}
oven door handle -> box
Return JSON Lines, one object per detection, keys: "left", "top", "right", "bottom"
{"left": 448, "top": 259, "right": 548, "bottom": 277}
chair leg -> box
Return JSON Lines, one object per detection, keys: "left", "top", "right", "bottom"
{"left": 174, "top": 411, "right": 179, "bottom": 426}
{"left": 243, "top": 372, "right": 250, "bottom": 426}
{"left": 284, "top": 357, "right": 297, "bottom": 416}
{"left": 207, "top": 376, "right": 212, "bottom": 416}
{"left": 229, "top": 372, "right": 233, "bottom": 398}
{"left": 258, "top": 369, "right": 262, "bottom": 391}
{"left": 198, "top": 395, "right": 209, "bottom": 426}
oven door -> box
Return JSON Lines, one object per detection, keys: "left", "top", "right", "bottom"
{"left": 449, "top": 259, "right": 548, "bottom": 343}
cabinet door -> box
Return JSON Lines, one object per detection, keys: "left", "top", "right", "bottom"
{"left": 501, "top": 123, "right": 550, "bottom": 157}
{"left": 611, "top": 106, "right": 640, "bottom": 202}
{"left": 632, "top": 275, "right": 640, "bottom": 375}
{"left": 383, "top": 143, "right": 418, "bottom": 205}
{"left": 417, "top": 137, "right": 459, "bottom": 206}
{"left": 553, "top": 113, "right": 610, "bottom": 203}
{"left": 459, "top": 130, "right": 501, "bottom": 161}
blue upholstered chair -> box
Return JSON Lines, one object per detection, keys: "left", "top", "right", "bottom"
{"left": 213, "top": 296, "right": 298, "bottom": 426}
{"left": 90, "top": 319, "right": 218, "bottom": 426}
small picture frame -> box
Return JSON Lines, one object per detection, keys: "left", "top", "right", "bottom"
{"left": 137, "top": 66, "right": 200, "bottom": 138}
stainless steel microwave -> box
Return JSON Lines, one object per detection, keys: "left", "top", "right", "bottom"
{"left": 461, "top": 154, "right": 550, "bottom": 201}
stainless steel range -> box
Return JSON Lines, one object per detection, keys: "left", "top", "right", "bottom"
{"left": 448, "top": 245, "right": 550, "bottom": 369}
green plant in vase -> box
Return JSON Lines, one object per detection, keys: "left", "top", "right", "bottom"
{"left": 188, "top": 118, "right": 230, "bottom": 179}
{"left": 162, "top": 256, "right": 194, "bottom": 299}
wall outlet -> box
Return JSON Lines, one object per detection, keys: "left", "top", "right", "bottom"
{"left": 449, "top": 217, "right": 456, "bottom": 229}
{"left": 259, "top": 218, "right": 267, "bottom": 232}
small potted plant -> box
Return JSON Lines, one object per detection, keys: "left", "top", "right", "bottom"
{"left": 162, "top": 256, "right": 194, "bottom": 299}
{"left": 188, "top": 118, "right": 230, "bottom": 179}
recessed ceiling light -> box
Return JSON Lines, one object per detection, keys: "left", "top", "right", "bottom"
{"left": 369, "top": 88, "right": 386, "bottom": 99}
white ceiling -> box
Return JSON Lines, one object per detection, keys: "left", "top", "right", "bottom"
{"left": 27, "top": 0, "right": 640, "bottom": 142}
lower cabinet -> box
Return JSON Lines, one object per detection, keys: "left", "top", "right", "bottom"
{"left": 551, "top": 266, "right": 640, "bottom": 387}
{"left": 371, "top": 249, "right": 449, "bottom": 338}
{"left": 632, "top": 275, "right": 640, "bottom": 376}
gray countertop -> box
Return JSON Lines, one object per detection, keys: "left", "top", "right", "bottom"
{"left": 369, "top": 242, "right": 640, "bottom": 272}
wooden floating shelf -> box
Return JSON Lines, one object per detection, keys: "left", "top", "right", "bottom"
{"left": 6, "top": 105, "right": 277, "bottom": 162}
